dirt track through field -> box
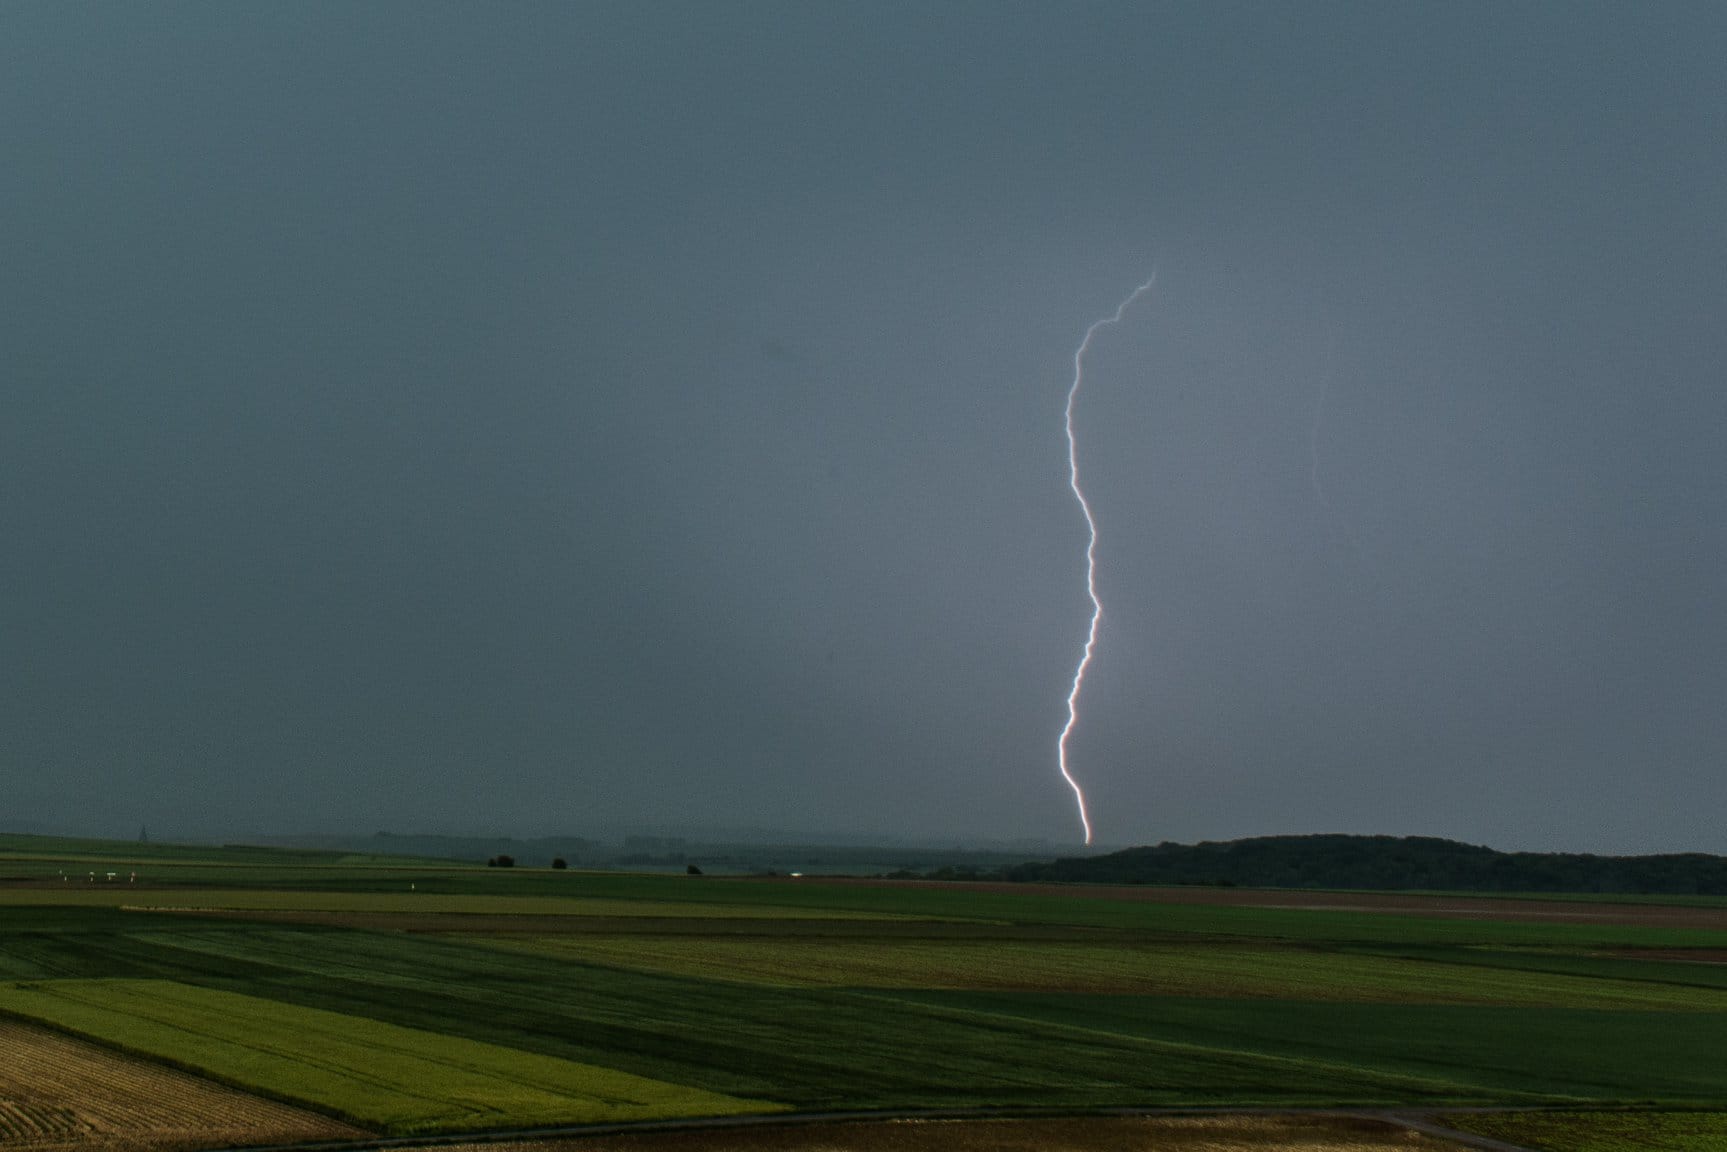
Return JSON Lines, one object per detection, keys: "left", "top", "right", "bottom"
{"left": 0, "top": 1019, "right": 366, "bottom": 1151}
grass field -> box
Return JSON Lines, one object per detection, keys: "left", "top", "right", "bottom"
{"left": 3, "top": 834, "right": 1727, "bottom": 1146}
{"left": 3, "top": 926, "right": 1492, "bottom": 1109}
{"left": 1443, "top": 1110, "right": 1727, "bottom": 1151}
{"left": 0, "top": 979, "right": 776, "bottom": 1133}
{"left": 0, "top": 1017, "right": 364, "bottom": 1150}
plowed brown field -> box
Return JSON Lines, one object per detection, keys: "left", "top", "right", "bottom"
{"left": 0, "top": 1019, "right": 367, "bottom": 1151}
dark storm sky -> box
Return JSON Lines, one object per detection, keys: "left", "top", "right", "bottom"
{"left": 5, "top": 3, "right": 1725, "bottom": 851}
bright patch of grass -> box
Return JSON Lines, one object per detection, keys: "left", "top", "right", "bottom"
{"left": 0, "top": 979, "right": 779, "bottom": 1133}
{"left": 1444, "top": 1110, "right": 1727, "bottom": 1150}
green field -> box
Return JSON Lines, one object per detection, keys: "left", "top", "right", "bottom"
{"left": 0, "top": 978, "right": 773, "bottom": 1132}
{"left": 1443, "top": 1110, "right": 1727, "bottom": 1151}
{"left": 472, "top": 933, "right": 1727, "bottom": 1010}
{"left": 3, "top": 835, "right": 1727, "bottom": 1146}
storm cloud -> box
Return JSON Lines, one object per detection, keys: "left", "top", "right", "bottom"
{"left": 4, "top": 3, "right": 1725, "bottom": 851}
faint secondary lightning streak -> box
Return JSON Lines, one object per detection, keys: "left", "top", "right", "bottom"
{"left": 1058, "top": 273, "right": 1156, "bottom": 846}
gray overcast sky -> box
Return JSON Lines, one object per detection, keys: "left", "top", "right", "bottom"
{"left": 5, "top": 2, "right": 1725, "bottom": 851}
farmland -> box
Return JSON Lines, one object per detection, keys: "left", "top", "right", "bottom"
{"left": 0, "top": 1017, "right": 362, "bottom": 1150}
{"left": 0, "top": 979, "right": 775, "bottom": 1133}
{"left": 1443, "top": 1110, "right": 1727, "bottom": 1151}
{"left": 474, "top": 932, "right": 1727, "bottom": 1008}
{"left": 3, "top": 836, "right": 1727, "bottom": 1150}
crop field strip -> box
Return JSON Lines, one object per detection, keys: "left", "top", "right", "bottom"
{"left": 0, "top": 1017, "right": 365, "bottom": 1150}
{"left": 837, "top": 878, "right": 1727, "bottom": 925}
{"left": 308, "top": 923, "right": 1723, "bottom": 1104}
{"left": 153, "top": 925, "right": 1727, "bottom": 1102}
{"left": 0, "top": 980, "right": 779, "bottom": 1134}
{"left": 5, "top": 852, "right": 1727, "bottom": 1140}
{"left": 16, "top": 880, "right": 1727, "bottom": 953}
{"left": 892, "top": 990, "right": 1727, "bottom": 1104}
{"left": 463, "top": 932, "right": 1727, "bottom": 1009}
{"left": 6, "top": 907, "right": 1727, "bottom": 1109}
{"left": 0, "top": 928, "right": 1507, "bottom": 1109}
{"left": 484, "top": 879, "right": 1722, "bottom": 937}
{"left": 13, "top": 869, "right": 1727, "bottom": 939}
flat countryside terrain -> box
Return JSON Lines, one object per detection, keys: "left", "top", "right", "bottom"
{"left": 2, "top": 836, "right": 1726, "bottom": 1150}
{"left": 0, "top": 1017, "right": 363, "bottom": 1151}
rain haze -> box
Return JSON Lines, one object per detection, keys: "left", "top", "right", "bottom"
{"left": 5, "top": 3, "right": 1725, "bottom": 852}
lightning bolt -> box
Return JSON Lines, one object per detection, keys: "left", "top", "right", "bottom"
{"left": 1058, "top": 273, "right": 1156, "bottom": 846}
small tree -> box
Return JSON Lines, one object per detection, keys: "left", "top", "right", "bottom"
{"left": 686, "top": 863, "right": 703, "bottom": 876}
{"left": 495, "top": 854, "right": 515, "bottom": 868}
{"left": 551, "top": 857, "right": 567, "bottom": 870}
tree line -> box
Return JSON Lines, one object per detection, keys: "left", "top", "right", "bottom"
{"left": 1005, "top": 834, "right": 1727, "bottom": 894}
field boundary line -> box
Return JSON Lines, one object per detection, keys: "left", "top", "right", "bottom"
{"left": 202, "top": 1105, "right": 1548, "bottom": 1152}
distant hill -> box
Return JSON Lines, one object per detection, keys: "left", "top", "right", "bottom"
{"left": 1006, "top": 834, "right": 1727, "bottom": 895}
